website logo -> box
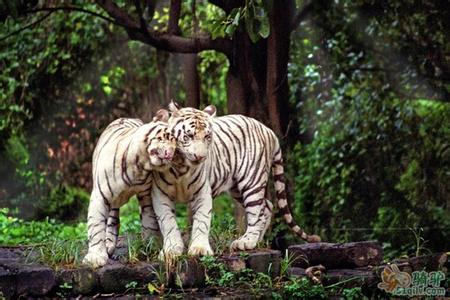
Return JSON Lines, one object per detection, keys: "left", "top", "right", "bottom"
{"left": 377, "top": 264, "right": 446, "bottom": 297}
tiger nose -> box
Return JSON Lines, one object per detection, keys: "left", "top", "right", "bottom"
{"left": 164, "top": 150, "right": 173, "bottom": 160}
{"left": 193, "top": 154, "right": 205, "bottom": 161}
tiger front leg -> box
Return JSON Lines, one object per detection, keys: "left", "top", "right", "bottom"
{"left": 105, "top": 207, "right": 120, "bottom": 257}
{"left": 83, "top": 190, "right": 109, "bottom": 268}
{"left": 188, "top": 188, "right": 214, "bottom": 256}
{"left": 151, "top": 186, "right": 184, "bottom": 263}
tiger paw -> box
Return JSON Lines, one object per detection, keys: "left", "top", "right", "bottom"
{"left": 82, "top": 251, "right": 109, "bottom": 268}
{"left": 188, "top": 242, "right": 214, "bottom": 256}
{"left": 230, "top": 237, "right": 258, "bottom": 251}
{"left": 158, "top": 245, "right": 184, "bottom": 266}
{"left": 105, "top": 239, "right": 117, "bottom": 257}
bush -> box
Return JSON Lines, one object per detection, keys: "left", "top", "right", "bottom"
{"left": 291, "top": 99, "right": 449, "bottom": 257}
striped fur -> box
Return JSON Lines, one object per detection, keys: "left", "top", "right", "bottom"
{"left": 82, "top": 116, "right": 176, "bottom": 268}
{"left": 151, "top": 103, "right": 320, "bottom": 258}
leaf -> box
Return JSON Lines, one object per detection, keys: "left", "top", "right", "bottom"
{"left": 245, "top": 17, "right": 260, "bottom": 43}
{"left": 100, "top": 75, "right": 109, "bottom": 85}
{"left": 258, "top": 17, "right": 270, "bottom": 38}
{"left": 232, "top": 10, "right": 241, "bottom": 26}
{"left": 102, "top": 86, "right": 112, "bottom": 95}
{"left": 147, "top": 282, "right": 159, "bottom": 294}
{"left": 225, "top": 24, "right": 237, "bottom": 36}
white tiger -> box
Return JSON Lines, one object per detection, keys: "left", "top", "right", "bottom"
{"left": 150, "top": 102, "right": 321, "bottom": 259}
{"left": 83, "top": 110, "right": 176, "bottom": 268}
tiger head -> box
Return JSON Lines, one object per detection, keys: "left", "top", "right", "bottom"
{"left": 147, "top": 109, "right": 177, "bottom": 170}
{"left": 166, "top": 101, "right": 216, "bottom": 166}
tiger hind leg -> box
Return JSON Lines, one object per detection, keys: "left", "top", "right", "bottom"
{"left": 259, "top": 199, "right": 273, "bottom": 241}
{"left": 138, "top": 192, "right": 160, "bottom": 240}
{"left": 83, "top": 190, "right": 109, "bottom": 268}
{"left": 105, "top": 207, "right": 120, "bottom": 256}
{"left": 231, "top": 187, "right": 271, "bottom": 251}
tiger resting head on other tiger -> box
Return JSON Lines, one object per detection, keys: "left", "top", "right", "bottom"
{"left": 166, "top": 101, "right": 216, "bottom": 166}
{"left": 83, "top": 109, "right": 177, "bottom": 268}
{"left": 148, "top": 109, "right": 178, "bottom": 169}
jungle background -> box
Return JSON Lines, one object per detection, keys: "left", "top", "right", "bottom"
{"left": 0, "top": 0, "right": 448, "bottom": 262}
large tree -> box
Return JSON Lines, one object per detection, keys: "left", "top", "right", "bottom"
{"left": 1, "top": 0, "right": 311, "bottom": 137}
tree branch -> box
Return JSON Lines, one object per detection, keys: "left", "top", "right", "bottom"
{"left": 25, "top": 6, "right": 118, "bottom": 25}
{"left": 0, "top": 11, "right": 53, "bottom": 42}
{"left": 291, "top": 1, "right": 313, "bottom": 31}
{"left": 134, "top": 0, "right": 150, "bottom": 35}
{"left": 96, "top": 0, "right": 232, "bottom": 54}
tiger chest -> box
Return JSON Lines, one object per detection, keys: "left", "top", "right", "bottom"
{"left": 155, "top": 178, "right": 192, "bottom": 203}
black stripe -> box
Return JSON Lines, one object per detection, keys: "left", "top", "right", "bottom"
{"left": 104, "top": 170, "right": 114, "bottom": 197}
{"left": 121, "top": 142, "right": 132, "bottom": 186}
{"left": 245, "top": 198, "right": 264, "bottom": 207}
{"left": 188, "top": 169, "right": 202, "bottom": 190}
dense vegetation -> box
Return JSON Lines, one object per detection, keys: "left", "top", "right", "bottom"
{"left": 0, "top": 0, "right": 448, "bottom": 265}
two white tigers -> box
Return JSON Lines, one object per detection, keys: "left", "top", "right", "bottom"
{"left": 151, "top": 102, "right": 320, "bottom": 259}
{"left": 83, "top": 110, "right": 176, "bottom": 268}
{"left": 83, "top": 103, "right": 319, "bottom": 267}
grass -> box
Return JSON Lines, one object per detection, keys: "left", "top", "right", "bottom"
{"left": 26, "top": 239, "right": 87, "bottom": 268}
{"left": 0, "top": 193, "right": 242, "bottom": 266}
{"left": 1, "top": 196, "right": 378, "bottom": 298}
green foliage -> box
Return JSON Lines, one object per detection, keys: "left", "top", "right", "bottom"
{"left": 200, "top": 255, "right": 273, "bottom": 293}
{"left": 287, "top": 2, "right": 449, "bottom": 256}
{"left": 209, "top": 0, "right": 269, "bottom": 42}
{"left": 0, "top": 208, "right": 86, "bottom": 245}
{"left": 198, "top": 51, "right": 229, "bottom": 114}
{"left": 282, "top": 277, "right": 326, "bottom": 299}
{"left": 0, "top": 3, "right": 108, "bottom": 139}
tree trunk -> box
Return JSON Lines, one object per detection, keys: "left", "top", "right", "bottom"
{"left": 266, "top": 0, "right": 294, "bottom": 137}
{"left": 225, "top": 1, "right": 295, "bottom": 233}
{"left": 226, "top": 33, "right": 268, "bottom": 122}
{"left": 225, "top": 33, "right": 268, "bottom": 232}
{"left": 183, "top": 53, "right": 201, "bottom": 108}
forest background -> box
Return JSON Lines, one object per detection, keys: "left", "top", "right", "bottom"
{"left": 0, "top": 0, "right": 448, "bottom": 259}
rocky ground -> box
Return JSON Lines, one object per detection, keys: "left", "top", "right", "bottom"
{"left": 0, "top": 241, "right": 447, "bottom": 298}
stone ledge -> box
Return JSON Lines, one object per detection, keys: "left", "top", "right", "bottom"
{"left": 0, "top": 247, "right": 281, "bottom": 298}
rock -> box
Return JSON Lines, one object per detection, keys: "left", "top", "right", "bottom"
{"left": 324, "top": 268, "right": 376, "bottom": 286}
{"left": 288, "top": 241, "right": 383, "bottom": 269}
{"left": 168, "top": 258, "right": 205, "bottom": 288}
{"left": 374, "top": 252, "right": 448, "bottom": 276}
{"left": 0, "top": 265, "right": 16, "bottom": 299}
{"left": 288, "top": 267, "right": 376, "bottom": 287}
{"left": 287, "top": 267, "right": 306, "bottom": 277}
{"left": 0, "top": 247, "right": 26, "bottom": 264}
{"left": 98, "top": 261, "right": 160, "bottom": 293}
{"left": 15, "top": 263, "right": 55, "bottom": 297}
{"left": 245, "top": 250, "right": 281, "bottom": 276}
{"left": 56, "top": 267, "right": 98, "bottom": 295}
{"left": 220, "top": 255, "right": 246, "bottom": 272}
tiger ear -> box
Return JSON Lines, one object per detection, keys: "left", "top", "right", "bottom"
{"left": 168, "top": 100, "right": 181, "bottom": 112}
{"left": 203, "top": 105, "right": 216, "bottom": 117}
{"left": 153, "top": 109, "right": 170, "bottom": 122}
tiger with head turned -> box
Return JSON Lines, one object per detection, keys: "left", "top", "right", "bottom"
{"left": 151, "top": 102, "right": 321, "bottom": 260}
{"left": 83, "top": 110, "right": 176, "bottom": 268}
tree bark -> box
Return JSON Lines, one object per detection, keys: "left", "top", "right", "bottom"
{"left": 266, "top": 0, "right": 295, "bottom": 136}
{"left": 224, "top": 1, "right": 297, "bottom": 233}
{"left": 182, "top": 54, "right": 201, "bottom": 108}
